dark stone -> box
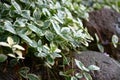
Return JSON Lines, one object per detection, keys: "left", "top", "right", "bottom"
{"left": 83, "top": 8, "right": 120, "bottom": 60}
{"left": 73, "top": 51, "right": 120, "bottom": 80}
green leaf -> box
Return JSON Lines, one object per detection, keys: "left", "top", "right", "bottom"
{"left": 42, "top": 45, "right": 49, "bottom": 54}
{"left": 47, "top": 55, "right": 55, "bottom": 66}
{"left": 14, "top": 18, "right": 27, "bottom": 27}
{"left": 45, "top": 62, "right": 52, "bottom": 68}
{"left": 52, "top": 53, "right": 62, "bottom": 59}
{"left": 8, "top": 53, "right": 16, "bottom": 58}
{"left": 61, "top": 27, "right": 71, "bottom": 34}
{"left": 50, "top": 43, "right": 57, "bottom": 52}
{"left": 64, "top": 69, "right": 75, "bottom": 75}
{"left": 77, "top": 18, "right": 83, "bottom": 28}
{"left": 29, "top": 40, "right": 38, "bottom": 48}
{"left": 19, "top": 67, "right": 30, "bottom": 73}
{"left": 20, "top": 0, "right": 30, "bottom": 4}
{"left": 11, "top": 0, "right": 21, "bottom": 13}
{"left": 27, "top": 74, "right": 40, "bottom": 80}
{"left": 7, "top": 37, "right": 14, "bottom": 46}
{"left": 75, "top": 73, "right": 83, "bottom": 79}
{"left": 55, "top": 2, "right": 61, "bottom": 9}
{"left": 19, "top": 67, "right": 30, "bottom": 78}
{"left": 51, "top": 20, "right": 61, "bottom": 35}
{"left": 59, "top": 71, "right": 66, "bottom": 76}
{"left": 61, "top": 53, "right": 70, "bottom": 65}
{"left": 83, "top": 72, "right": 92, "bottom": 80}
{"left": 71, "top": 76, "right": 78, "bottom": 80}
{"left": 9, "top": 9, "right": 16, "bottom": 17}
{"left": 33, "top": 8, "right": 41, "bottom": 20}
{"left": 53, "top": 14, "right": 63, "bottom": 24}
{"left": 36, "top": 52, "right": 47, "bottom": 58}
{"left": 95, "top": 33, "right": 99, "bottom": 42}
{"left": 28, "top": 24, "right": 43, "bottom": 37}
{"left": 88, "top": 65, "right": 100, "bottom": 71}
{"left": 75, "top": 59, "right": 89, "bottom": 72}
{"left": 59, "top": 71, "right": 72, "bottom": 78}
{"left": 42, "top": 8, "right": 51, "bottom": 16}
{"left": 43, "top": 20, "right": 51, "bottom": 29}
{"left": 18, "top": 33, "right": 33, "bottom": 45}
{"left": 65, "top": 8, "right": 73, "bottom": 19}
{"left": 45, "top": 31, "right": 54, "bottom": 41}
{"left": 38, "top": 40, "right": 42, "bottom": 47}
{"left": 0, "top": 54, "right": 7, "bottom": 62}
{"left": 51, "top": 20, "right": 68, "bottom": 40}
{"left": 36, "top": 47, "right": 47, "bottom": 57}
{"left": 82, "top": 40, "right": 89, "bottom": 47}
{"left": 13, "top": 44, "right": 25, "bottom": 50}
{"left": 0, "top": 42, "right": 10, "bottom": 47}
{"left": 83, "top": 12, "right": 89, "bottom": 20}
{"left": 21, "top": 10, "right": 31, "bottom": 19}
{"left": 112, "top": 35, "right": 119, "bottom": 48}
{"left": 4, "top": 21, "right": 16, "bottom": 34}
{"left": 97, "top": 44, "right": 104, "bottom": 53}
{"left": 15, "top": 50, "right": 24, "bottom": 59}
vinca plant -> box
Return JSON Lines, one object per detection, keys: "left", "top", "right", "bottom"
{"left": 60, "top": 59, "right": 100, "bottom": 80}
{"left": 0, "top": 0, "right": 93, "bottom": 79}
{"left": 0, "top": 0, "right": 119, "bottom": 80}
{"left": 0, "top": 0, "right": 92, "bottom": 64}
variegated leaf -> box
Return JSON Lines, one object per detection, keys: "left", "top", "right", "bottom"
{"left": 15, "top": 50, "right": 24, "bottom": 59}
{"left": 13, "top": 44, "right": 25, "bottom": 50}
{"left": 0, "top": 42, "right": 10, "bottom": 47}
{"left": 8, "top": 53, "right": 16, "bottom": 58}
{"left": 7, "top": 37, "right": 14, "bottom": 46}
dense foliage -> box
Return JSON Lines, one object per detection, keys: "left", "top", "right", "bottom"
{"left": 0, "top": 0, "right": 119, "bottom": 80}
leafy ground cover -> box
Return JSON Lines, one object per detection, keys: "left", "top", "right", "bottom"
{"left": 0, "top": 0, "right": 120, "bottom": 80}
